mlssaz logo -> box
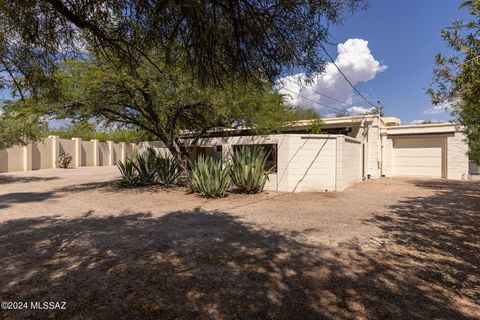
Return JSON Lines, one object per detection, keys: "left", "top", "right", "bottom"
{"left": 30, "top": 302, "right": 67, "bottom": 310}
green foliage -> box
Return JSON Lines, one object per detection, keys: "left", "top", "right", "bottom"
{"left": 117, "top": 148, "right": 180, "bottom": 187}
{"left": 0, "top": 0, "right": 364, "bottom": 94}
{"left": 189, "top": 155, "right": 230, "bottom": 198}
{"left": 154, "top": 157, "right": 180, "bottom": 186}
{"left": 306, "top": 115, "right": 324, "bottom": 134}
{"left": 230, "top": 147, "right": 271, "bottom": 194}
{"left": 117, "top": 159, "right": 139, "bottom": 187}
{"left": 428, "top": 0, "right": 480, "bottom": 163}
{"left": 0, "top": 100, "right": 48, "bottom": 150}
{"left": 49, "top": 121, "right": 155, "bottom": 143}
{"left": 35, "top": 56, "right": 301, "bottom": 172}
{"left": 133, "top": 148, "right": 157, "bottom": 185}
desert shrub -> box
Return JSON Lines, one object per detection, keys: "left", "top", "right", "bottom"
{"left": 189, "top": 155, "right": 230, "bottom": 198}
{"left": 117, "top": 159, "right": 138, "bottom": 187}
{"left": 56, "top": 152, "right": 73, "bottom": 168}
{"left": 154, "top": 156, "right": 180, "bottom": 186}
{"left": 133, "top": 148, "right": 157, "bottom": 185}
{"left": 230, "top": 146, "right": 271, "bottom": 193}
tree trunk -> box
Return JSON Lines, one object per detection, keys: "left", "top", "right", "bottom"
{"left": 166, "top": 139, "right": 190, "bottom": 175}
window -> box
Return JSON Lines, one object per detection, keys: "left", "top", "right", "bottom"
{"left": 232, "top": 144, "right": 278, "bottom": 173}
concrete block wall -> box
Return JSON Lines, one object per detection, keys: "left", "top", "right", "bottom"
{"left": 381, "top": 134, "right": 393, "bottom": 177}
{"left": 0, "top": 136, "right": 133, "bottom": 173}
{"left": 447, "top": 132, "right": 469, "bottom": 179}
{"left": 282, "top": 135, "right": 336, "bottom": 192}
{"left": 366, "top": 118, "right": 382, "bottom": 179}
{"left": 337, "top": 137, "right": 363, "bottom": 191}
{"left": 140, "top": 134, "right": 343, "bottom": 192}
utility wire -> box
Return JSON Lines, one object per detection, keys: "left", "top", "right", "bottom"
{"left": 280, "top": 87, "right": 346, "bottom": 114}
{"left": 319, "top": 43, "right": 378, "bottom": 108}
{"left": 282, "top": 77, "right": 347, "bottom": 104}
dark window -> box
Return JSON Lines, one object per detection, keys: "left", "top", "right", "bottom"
{"left": 232, "top": 144, "right": 278, "bottom": 173}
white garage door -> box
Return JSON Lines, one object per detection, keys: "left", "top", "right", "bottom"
{"left": 392, "top": 138, "right": 445, "bottom": 178}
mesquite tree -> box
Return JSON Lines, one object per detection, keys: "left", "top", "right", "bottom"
{"left": 41, "top": 57, "right": 296, "bottom": 171}
{"left": 0, "top": 0, "right": 366, "bottom": 94}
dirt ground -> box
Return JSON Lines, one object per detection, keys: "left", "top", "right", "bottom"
{"left": 0, "top": 167, "right": 479, "bottom": 319}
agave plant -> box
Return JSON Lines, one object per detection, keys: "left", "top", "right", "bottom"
{"left": 154, "top": 156, "right": 180, "bottom": 186}
{"left": 230, "top": 146, "right": 271, "bottom": 193}
{"left": 133, "top": 148, "right": 157, "bottom": 185}
{"left": 117, "top": 159, "right": 138, "bottom": 187}
{"left": 189, "top": 155, "right": 230, "bottom": 198}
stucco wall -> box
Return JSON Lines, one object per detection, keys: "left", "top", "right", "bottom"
{"left": 0, "top": 137, "right": 130, "bottom": 173}
{"left": 32, "top": 140, "right": 53, "bottom": 170}
{"left": 98, "top": 142, "right": 109, "bottom": 166}
{"left": 0, "top": 147, "right": 23, "bottom": 172}
{"left": 59, "top": 139, "right": 75, "bottom": 156}
{"left": 81, "top": 141, "right": 95, "bottom": 166}
{"left": 112, "top": 144, "right": 122, "bottom": 164}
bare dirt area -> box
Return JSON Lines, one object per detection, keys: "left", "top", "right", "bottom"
{"left": 0, "top": 167, "right": 479, "bottom": 319}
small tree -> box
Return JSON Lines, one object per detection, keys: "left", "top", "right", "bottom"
{"left": 428, "top": 1, "right": 480, "bottom": 163}
{"left": 0, "top": 100, "right": 47, "bottom": 150}
{"left": 38, "top": 56, "right": 298, "bottom": 172}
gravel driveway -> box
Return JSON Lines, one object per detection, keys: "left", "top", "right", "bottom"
{"left": 0, "top": 167, "right": 479, "bottom": 319}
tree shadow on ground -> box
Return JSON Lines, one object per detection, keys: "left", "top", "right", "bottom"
{"left": 0, "top": 180, "right": 478, "bottom": 319}
{"left": 0, "top": 176, "right": 59, "bottom": 185}
{"left": 0, "top": 192, "right": 60, "bottom": 210}
{"left": 55, "top": 179, "right": 186, "bottom": 195}
{"left": 361, "top": 179, "right": 480, "bottom": 319}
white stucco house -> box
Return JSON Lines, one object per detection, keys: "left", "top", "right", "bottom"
{"left": 2, "top": 113, "right": 470, "bottom": 192}
{"left": 143, "top": 114, "right": 470, "bottom": 192}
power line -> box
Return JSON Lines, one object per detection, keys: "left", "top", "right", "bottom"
{"left": 282, "top": 77, "right": 347, "bottom": 104}
{"left": 280, "top": 87, "right": 346, "bottom": 114}
{"left": 319, "top": 43, "right": 378, "bottom": 108}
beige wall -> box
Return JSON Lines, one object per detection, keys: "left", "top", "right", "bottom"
{"left": 281, "top": 135, "right": 337, "bottom": 192}
{"left": 0, "top": 147, "right": 24, "bottom": 172}
{"left": 383, "top": 124, "right": 469, "bottom": 180}
{"left": 98, "top": 142, "right": 109, "bottom": 166}
{"left": 32, "top": 140, "right": 53, "bottom": 170}
{"left": 338, "top": 137, "right": 363, "bottom": 190}
{"left": 112, "top": 143, "right": 122, "bottom": 164}
{"left": 447, "top": 132, "right": 469, "bottom": 179}
{"left": 141, "top": 134, "right": 362, "bottom": 192}
{"left": 0, "top": 136, "right": 133, "bottom": 173}
{"left": 470, "top": 161, "right": 480, "bottom": 175}
{"left": 81, "top": 141, "right": 95, "bottom": 167}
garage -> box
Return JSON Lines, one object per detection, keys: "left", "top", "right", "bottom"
{"left": 392, "top": 137, "right": 446, "bottom": 178}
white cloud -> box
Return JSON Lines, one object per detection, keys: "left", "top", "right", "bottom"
{"left": 409, "top": 119, "right": 445, "bottom": 125}
{"left": 345, "top": 106, "right": 375, "bottom": 115}
{"left": 277, "top": 38, "right": 387, "bottom": 115}
{"left": 423, "top": 102, "right": 453, "bottom": 115}
{"left": 410, "top": 120, "right": 425, "bottom": 125}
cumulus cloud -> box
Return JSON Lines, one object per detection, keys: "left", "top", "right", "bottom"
{"left": 345, "top": 106, "right": 375, "bottom": 115}
{"left": 277, "top": 38, "right": 387, "bottom": 115}
{"left": 423, "top": 102, "right": 453, "bottom": 115}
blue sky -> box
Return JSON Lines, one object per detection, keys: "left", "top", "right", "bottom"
{"left": 2, "top": 1, "right": 471, "bottom": 127}
{"left": 327, "top": 0, "right": 470, "bottom": 124}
